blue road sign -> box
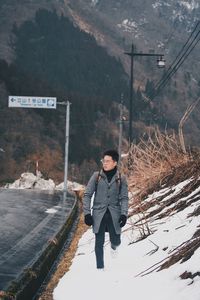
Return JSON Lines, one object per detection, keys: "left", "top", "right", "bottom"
{"left": 8, "top": 96, "right": 57, "bottom": 109}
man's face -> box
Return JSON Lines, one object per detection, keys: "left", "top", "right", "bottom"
{"left": 102, "top": 155, "right": 117, "bottom": 171}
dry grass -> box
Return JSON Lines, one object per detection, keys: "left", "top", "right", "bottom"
{"left": 38, "top": 213, "right": 88, "bottom": 300}
{"left": 122, "top": 127, "right": 191, "bottom": 204}
{"left": 120, "top": 127, "right": 199, "bottom": 239}
{"left": 122, "top": 127, "right": 200, "bottom": 274}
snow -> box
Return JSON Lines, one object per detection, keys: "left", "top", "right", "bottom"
{"left": 4, "top": 172, "right": 55, "bottom": 190}
{"left": 152, "top": 1, "right": 171, "bottom": 9}
{"left": 55, "top": 180, "right": 84, "bottom": 192}
{"left": 152, "top": 0, "right": 199, "bottom": 31}
{"left": 53, "top": 179, "right": 200, "bottom": 300}
{"left": 153, "top": 0, "right": 199, "bottom": 11}
{"left": 4, "top": 172, "right": 85, "bottom": 192}
{"left": 117, "top": 19, "right": 139, "bottom": 35}
{"left": 180, "top": 0, "right": 199, "bottom": 11}
{"left": 45, "top": 208, "right": 59, "bottom": 214}
{"left": 91, "top": 0, "right": 99, "bottom": 6}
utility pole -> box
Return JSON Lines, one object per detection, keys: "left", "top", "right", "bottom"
{"left": 125, "top": 43, "right": 165, "bottom": 146}
{"left": 118, "top": 94, "right": 124, "bottom": 166}
{"left": 57, "top": 101, "right": 71, "bottom": 200}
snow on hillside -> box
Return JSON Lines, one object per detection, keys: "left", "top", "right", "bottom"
{"left": 152, "top": 0, "right": 199, "bottom": 11}
{"left": 91, "top": 0, "right": 99, "bottom": 6}
{"left": 180, "top": 0, "right": 199, "bottom": 11}
{"left": 53, "top": 177, "right": 200, "bottom": 300}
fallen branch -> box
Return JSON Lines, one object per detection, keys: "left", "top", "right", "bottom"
{"left": 135, "top": 236, "right": 200, "bottom": 277}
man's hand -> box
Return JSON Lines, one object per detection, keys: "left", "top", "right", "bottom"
{"left": 119, "top": 215, "right": 127, "bottom": 227}
{"left": 84, "top": 214, "right": 93, "bottom": 226}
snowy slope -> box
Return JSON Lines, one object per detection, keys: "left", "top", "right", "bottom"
{"left": 53, "top": 177, "right": 200, "bottom": 300}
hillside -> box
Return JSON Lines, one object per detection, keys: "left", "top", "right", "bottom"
{"left": 36, "top": 132, "right": 200, "bottom": 300}
{"left": 52, "top": 173, "right": 200, "bottom": 300}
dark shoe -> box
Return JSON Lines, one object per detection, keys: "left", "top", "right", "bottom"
{"left": 111, "top": 244, "right": 117, "bottom": 250}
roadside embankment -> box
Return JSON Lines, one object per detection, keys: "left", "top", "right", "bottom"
{"left": 37, "top": 212, "right": 88, "bottom": 300}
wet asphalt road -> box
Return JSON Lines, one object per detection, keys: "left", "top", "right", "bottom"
{"left": 0, "top": 189, "right": 75, "bottom": 289}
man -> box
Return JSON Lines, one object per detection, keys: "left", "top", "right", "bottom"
{"left": 83, "top": 149, "right": 129, "bottom": 270}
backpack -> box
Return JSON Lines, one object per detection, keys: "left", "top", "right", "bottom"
{"left": 94, "top": 170, "right": 122, "bottom": 197}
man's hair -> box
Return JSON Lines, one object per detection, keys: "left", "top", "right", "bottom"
{"left": 103, "top": 149, "right": 119, "bottom": 162}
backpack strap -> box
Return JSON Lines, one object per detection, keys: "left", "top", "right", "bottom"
{"left": 94, "top": 170, "right": 102, "bottom": 196}
{"left": 115, "top": 171, "right": 122, "bottom": 196}
{"left": 95, "top": 170, "right": 122, "bottom": 197}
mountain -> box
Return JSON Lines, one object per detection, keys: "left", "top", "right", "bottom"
{"left": 69, "top": 0, "right": 200, "bottom": 68}
{"left": 0, "top": 0, "right": 200, "bottom": 184}
{"left": 0, "top": 2, "right": 129, "bottom": 184}
{"left": 66, "top": 0, "right": 200, "bottom": 144}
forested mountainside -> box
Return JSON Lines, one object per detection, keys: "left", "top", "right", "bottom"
{"left": 0, "top": 0, "right": 200, "bottom": 184}
{"left": 0, "top": 8, "right": 129, "bottom": 184}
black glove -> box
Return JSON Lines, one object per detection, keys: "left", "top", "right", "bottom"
{"left": 119, "top": 215, "right": 127, "bottom": 227}
{"left": 84, "top": 214, "right": 93, "bottom": 226}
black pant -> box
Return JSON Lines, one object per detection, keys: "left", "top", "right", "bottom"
{"left": 95, "top": 209, "right": 121, "bottom": 269}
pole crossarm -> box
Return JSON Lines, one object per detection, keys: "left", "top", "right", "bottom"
{"left": 124, "top": 52, "right": 164, "bottom": 57}
{"left": 57, "top": 101, "right": 68, "bottom": 105}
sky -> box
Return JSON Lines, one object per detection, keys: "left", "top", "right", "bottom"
{"left": 53, "top": 179, "right": 200, "bottom": 300}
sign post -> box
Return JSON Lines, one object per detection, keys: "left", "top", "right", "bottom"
{"left": 57, "top": 101, "right": 71, "bottom": 200}
{"left": 8, "top": 96, "right": 71, "bottom": 200}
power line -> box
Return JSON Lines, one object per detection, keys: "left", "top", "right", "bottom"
{"left": 155, "top": 21, "right": 199, "bottom": 89}
{"left": 153, "top": 31, "right": 200, "bottom": 97}
{"left": 150, "top": 21, "right": 200, "bottom": 99}
{"left": 164, "top": 19, "right": 178, "bottom": 46}
{"left": 154, "top": 22, "right": 200, "bottom": 91}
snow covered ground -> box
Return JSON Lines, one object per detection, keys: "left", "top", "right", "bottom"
{"left": 4, "top": 172, "right": 84, "bottom": 192}
{"left": 53, "top": 179, "right": 200, "bottom": 300}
